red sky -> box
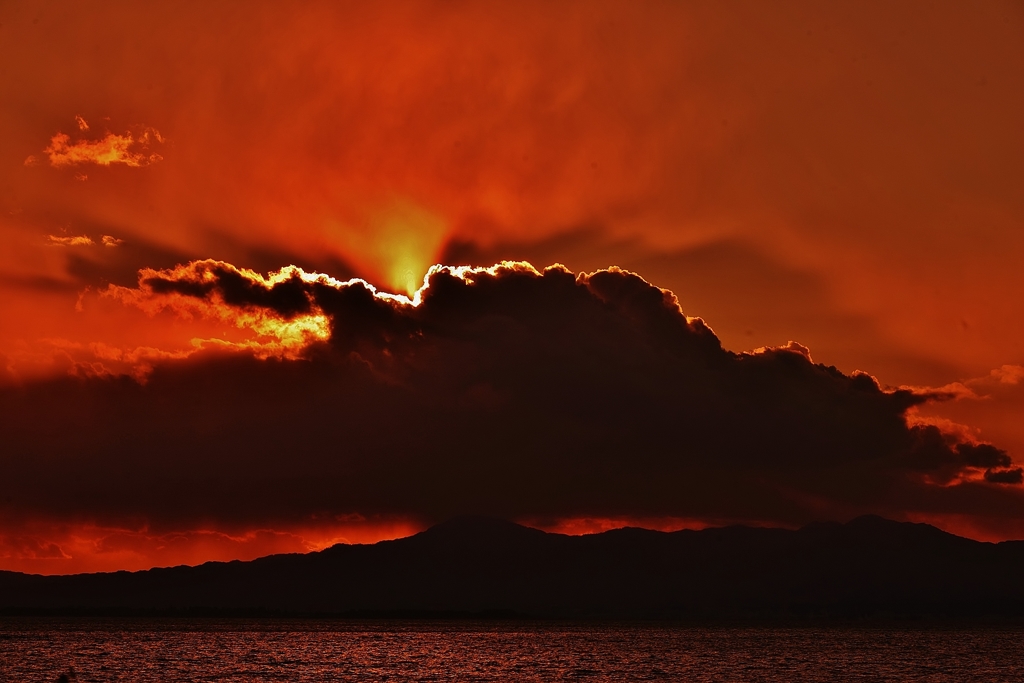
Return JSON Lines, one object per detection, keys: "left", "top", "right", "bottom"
{"left": 2, "top": 0, "right": 1023, "bottom": 574}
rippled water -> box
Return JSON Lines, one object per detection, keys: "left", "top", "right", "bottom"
{"left": 2, "top": 619, "right": 1024, "bottom": 682}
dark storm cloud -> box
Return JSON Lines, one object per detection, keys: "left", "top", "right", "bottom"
{"left": 0, "top": 261, "right": 1021, "bottom": 533}
{"left": 440, "top": 229, "right": 963, "bottom": 384}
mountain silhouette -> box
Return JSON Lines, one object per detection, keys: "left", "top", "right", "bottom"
{"left": 3, "top": 516, "right": 1024, "bottom": 621}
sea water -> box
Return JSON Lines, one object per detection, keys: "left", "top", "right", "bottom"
{"left": 2, "top": 619, "right": 1022, "bottom": 682}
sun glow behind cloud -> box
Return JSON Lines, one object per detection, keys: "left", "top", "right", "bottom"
{"left": 325, "top": 199, "right": 448, "bottom": 296}
{"left": 96, "top": 259, "right": 555, "bottom": 374}
{"left": 1, "top": 1, "right": 1023, "bottom": 576}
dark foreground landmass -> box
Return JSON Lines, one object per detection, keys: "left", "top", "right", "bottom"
{"left": 2, "top": 516, "right": 1024, "bottom": 621}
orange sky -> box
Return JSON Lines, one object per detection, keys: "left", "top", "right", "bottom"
{"left": 2, "top": 0, "right": 1024, "bottom": 574}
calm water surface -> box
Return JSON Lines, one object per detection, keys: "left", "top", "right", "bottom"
{"left": 2, "top": 619, "right": 1022, "bottom": 682}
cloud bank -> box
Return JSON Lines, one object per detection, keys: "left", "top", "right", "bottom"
{"left": 2, "top": 261, "right": 1021, "bottom": 559}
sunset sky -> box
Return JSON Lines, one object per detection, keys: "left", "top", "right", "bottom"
{"left": 2, "top": 0, "right": 1024, "bottom": 574}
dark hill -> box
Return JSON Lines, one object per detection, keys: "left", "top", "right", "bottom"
{"left": 3, "top": 515, "right": 1024, "bottom": 620}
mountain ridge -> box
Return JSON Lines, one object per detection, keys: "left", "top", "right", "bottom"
{"left": 2, "top": 515, "right": 1023, "bottom": 621}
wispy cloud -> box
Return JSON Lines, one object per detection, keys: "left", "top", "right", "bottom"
{"left": 32, "top": 117, "right": 165, "bottom": 168}
{"left": 46, "top": 233, "right": 123, "bottom": 247}
{"left": 903, "top": 364, "right": 1024, "bottom": 398}
{"left": 47, "top": 234, "right": 94, "bottom": 246}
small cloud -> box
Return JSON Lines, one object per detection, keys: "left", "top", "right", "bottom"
{"left": 101, "top": 235, "right": 124, "bottom": 247}
{"left": 23, "top": 155, "right": 39, "bottom": 166}
{"left": 992, "top": 365, "right": 1024, "bottom": 385}
{"left": 47, "top": 234, "right": 94, "bottom": 247}
{"left": 140, "top": 127, "right": 165, "bottom": 144}
{"left": 42, "top": 117, "right": 165, "bottom": 168}
{"left": 74, "top": 173, "right": 88, "bottom": 182}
